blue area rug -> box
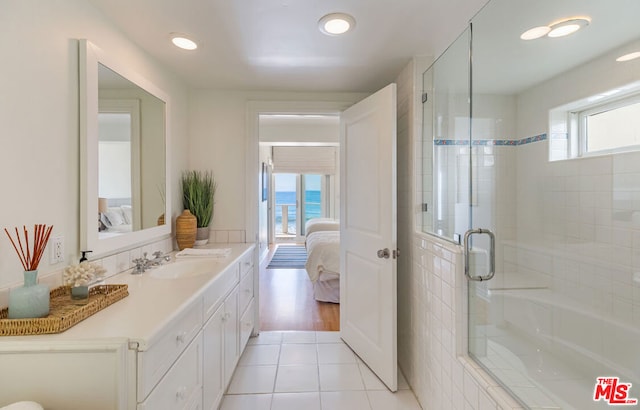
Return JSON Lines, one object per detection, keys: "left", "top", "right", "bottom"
{"left": 267, "top": 245, "right": 307, "bottom": 269}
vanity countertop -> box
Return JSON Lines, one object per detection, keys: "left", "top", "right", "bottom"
{"left": 0, "top": 243, "right": 253, "bottom": 346}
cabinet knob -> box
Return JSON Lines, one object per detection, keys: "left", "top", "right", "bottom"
{"left": 176, "top": 331, "right": 187, "bottom": 343}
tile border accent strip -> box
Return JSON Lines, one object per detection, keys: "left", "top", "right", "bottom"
{"left": 434, "top": 133, "right": 547, "bottom": 146}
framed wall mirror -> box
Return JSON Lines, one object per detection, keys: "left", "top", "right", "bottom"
{"left": 80, "top": 39, "right": 171, "bottom": 256}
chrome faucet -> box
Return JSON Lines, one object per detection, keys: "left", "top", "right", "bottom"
{"left": 150, "top": 251, "right": 171, "bottom": 266}
{"left": 131, "top": 251, "right": 171, "bottom": 274}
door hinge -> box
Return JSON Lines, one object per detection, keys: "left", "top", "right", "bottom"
{"left": 422, "top": 93, "right": 428, "bottom": 103}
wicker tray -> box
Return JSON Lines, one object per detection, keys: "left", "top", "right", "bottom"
{"left": 0, "top": 284, "right": 128, "bottom": 336}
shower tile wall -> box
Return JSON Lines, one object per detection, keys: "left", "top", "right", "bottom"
{"left": 407, "top": 234, "right": 523, "bottom": 409}
{"left": 509, "top": 42, "right": 640, "bottom": 334}
{"left": 515, "top": 142, "right": 640, "bottom": 327}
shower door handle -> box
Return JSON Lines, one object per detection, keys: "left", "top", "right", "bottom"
{"left": 463, "top": 228, "right": 495, "bottom": 281}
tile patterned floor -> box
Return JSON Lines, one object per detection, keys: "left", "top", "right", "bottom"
{"left": 221, "top": 331, "right": 422, "bottom": 410}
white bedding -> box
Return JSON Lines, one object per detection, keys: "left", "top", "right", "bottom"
{"left": 305, "top": 231, "right": 340, "bottom": 282}
{"left": 99, "top": 224, "right": 133, "bottom": 239}
{"left": 305, "top": 218, "right": 339, "bottom": 237}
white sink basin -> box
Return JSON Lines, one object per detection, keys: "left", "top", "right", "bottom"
{"left": 149, "top": 259, "right": 213, "bottom": 279}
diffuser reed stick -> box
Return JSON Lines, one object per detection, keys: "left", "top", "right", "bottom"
{"left": 4, "top": 224, "right": 54, "bottom": 271}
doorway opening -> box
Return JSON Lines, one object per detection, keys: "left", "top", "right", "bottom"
{"left": 258, "top": 113, "right": 341, "bottom": 332}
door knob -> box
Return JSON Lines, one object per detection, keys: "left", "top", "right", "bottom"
{"left": 377, "top": 248, "right": 390, "bottom": 259}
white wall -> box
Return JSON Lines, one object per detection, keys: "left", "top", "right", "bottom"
{"left": 187, "top": 89, "right": 368, "bottom": 242}
{"left": 258, "top": 146, "right": 271, "bottom": 259}
{"left": 0, "top": 0, "right": 189, "bottom": 290}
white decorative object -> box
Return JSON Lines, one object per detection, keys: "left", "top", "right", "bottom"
{"left": 63, "top": 261, "right": 106, "bottom": 287}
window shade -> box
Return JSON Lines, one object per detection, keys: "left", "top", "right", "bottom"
{"left": 272, "top": 146, "right": 337, "bottom": 174}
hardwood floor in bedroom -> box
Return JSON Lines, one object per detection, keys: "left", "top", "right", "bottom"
{"left": 259, "top": 247, "right": 339, "bottom": 331}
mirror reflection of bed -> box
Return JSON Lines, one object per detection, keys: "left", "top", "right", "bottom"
{"left": 260, "top": 218, "right": 340, "bottom": 331}
{"left": 99, "top": 198, "right": 134, "bottom": 238}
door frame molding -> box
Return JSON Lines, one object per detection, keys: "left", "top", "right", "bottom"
{"left": 245, "top": 100, "right": 360, "bottom": 333}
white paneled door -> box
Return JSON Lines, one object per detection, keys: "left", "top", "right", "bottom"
{"left": 339, "top": 83, "right": 397, "bottom": 391}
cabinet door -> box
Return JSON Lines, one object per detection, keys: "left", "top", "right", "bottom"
{"left": 203, "top": 304, "right": 225, "bottom": 410}
{"left": 239, "top": 299, "right": 255, "bottom": 353}
{"left": 238, "top": 267, "right": 254, "bottom": 315}
{"left": 223, "top": 286, "right": 239, "bottom": 387}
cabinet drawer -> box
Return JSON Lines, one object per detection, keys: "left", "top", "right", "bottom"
{"left": 238, "top": 269, "right": 254, "bottom": 315}
{"left": 203, "top": 263, "right": 239, "bottom": 319}
{"left": 239, "top": 250, "right": 253, "bottom": 278}
{"left": 239, "top": 299, "right": 254, "bottom": 353}
{"left": 223, "top": 287, "right": 239, "bottom": 387}
{"left": 138, "top": 299, "right": 203, "bottom": 401}
{"left": 138, "top": 333, "right": 203, "bottom": 410}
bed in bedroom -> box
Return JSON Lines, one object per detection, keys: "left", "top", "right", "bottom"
{"left": 304, "top": 218, "right": 340, "bottom": 303}
{"left": 305, "top": 218, "right": 340, "bottom": 237}
{"left": 99, "top": 204, "right": 133, "bottom": 236}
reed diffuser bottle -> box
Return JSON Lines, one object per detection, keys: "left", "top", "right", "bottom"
{"left": 4, "top": 224, "right": 53, "bottom": 319}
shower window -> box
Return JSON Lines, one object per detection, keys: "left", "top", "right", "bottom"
{"left": 580, "top": 94, "right": 640, "bottom": 154}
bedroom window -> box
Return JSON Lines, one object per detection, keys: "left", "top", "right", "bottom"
{"left": 274, "top": 173, "right": 332, "bottom": 241}
{"left": 302, "top": 174, "right": 323, "bottom": 235}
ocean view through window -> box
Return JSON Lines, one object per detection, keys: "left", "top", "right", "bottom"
{"left": 274, "top": 174, "right": 324, "bottom": 237}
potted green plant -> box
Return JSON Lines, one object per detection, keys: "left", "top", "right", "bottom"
{"left": 181, "top": 170, "right": 217, "bottom": 245}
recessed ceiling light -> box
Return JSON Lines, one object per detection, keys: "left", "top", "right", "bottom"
{"left": 520, "top": 26, "right": 551, "bottom": 40}
{"left": 617, "top": 51, "right": 640, "bottom": 62}
{"left": 319, "top": 13, "right": 355, "bottom": 36}
{"left": 170, "top": 33, "right": 198, "bottom": 50}
{"left": 547, "top": 17, "right": 590, "bottom": 38}
{"left": 521, "top": 16, "right": 591, "bottom": 41}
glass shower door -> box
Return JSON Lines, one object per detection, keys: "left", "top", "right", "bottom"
{"left": 424, "top": 1, "right": 640, "bottom": 408}
{"left": 423, "top": 27, "right": 472, "bottom": 240}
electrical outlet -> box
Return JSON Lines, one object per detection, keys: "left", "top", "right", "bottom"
{"left": 50, "top": 236, "right": 64, "bottom": 264}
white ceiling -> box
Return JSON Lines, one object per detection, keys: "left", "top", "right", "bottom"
{"left": 87, "top": 0, "right": 488, "bottom": 93}
{"left": 87, "top": 0, "right": 640, "bottom": 95}
{"left": 471, "top": 0, "right": 640, "bottom": 94}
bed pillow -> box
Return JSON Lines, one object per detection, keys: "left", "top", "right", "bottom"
{"left": 104, "top": 207, "right": 126, "bottom": 226}
{"left": 121, "top": 205, "right": 133, "bottom": 225}
{"left": 100, "top": 213, "right": 112, "bottom": 228}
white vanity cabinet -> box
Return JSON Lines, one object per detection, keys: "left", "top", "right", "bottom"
{"left": 203, "top": 304, "right": 225, "bottom": 410}
{"left": 0, "top": 244, "right": 256, "bottom": 410}
{"left": 201, "top": 246, "right": 256, "bottom": 410}
{"left": 238, "top": 250, "right": 255, "bottom": 352}
{"left": 0, "top": 339, "right": 133, "bottom": 409}
{"left": 223, "top": 287, "right": 239, "bottom": 386}
{"left": 138, "top": 332, "right": 203, "bottom": 410}
{"left": 137, "top": 298, "right": 203, "bottom": 401}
